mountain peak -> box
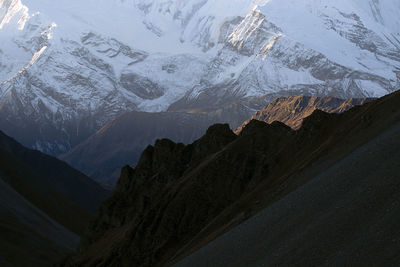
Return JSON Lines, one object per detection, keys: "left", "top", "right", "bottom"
{"left": 0, "top": 0, "right": 399, "bottom": 157}
{"left": 0, "top": 0, "right": 29, "bottom": 30}
{"left": 204, "top": 123, "right": 234, "bottom": 138}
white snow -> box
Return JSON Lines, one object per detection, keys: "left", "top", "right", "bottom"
{"left": 356, "top": 79, "right": 389, "bottom": 97}
{"left": 0, "top": 0, "right": 29, "bottom": 30}
{"left": 254, "top": 0, "right": 400, "bottom": 80}
{"left": 0, "top": 0, "right": 398, "bottom": 139}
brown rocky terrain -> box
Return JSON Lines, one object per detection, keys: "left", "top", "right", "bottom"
{"left": 66, "top": 90, "right": 400, "bottom": 266}
{"left": 235, "top": 96, "right": 373, "bottom": 132}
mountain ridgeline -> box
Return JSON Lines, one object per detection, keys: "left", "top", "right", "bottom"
{"left": 1, "top": 0, "right": 399, "bottom": 266}
{"left": 60, "top": 96, "right": 369, "bottom": 186}
{"left": 1, "top": 0, "right": 399, "bottom": 156}
{"left": 236, "top": 96, "right": 373, "bottom": 132}
{"left": 65, "top": 90, "right": 400, "bottom": 266}
{"left": 59, "top": 103, "right": 255, "bottom": 186}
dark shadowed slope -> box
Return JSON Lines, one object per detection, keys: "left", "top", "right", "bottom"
{"left": 66, "top": 90, "right": 400, "bottom": 267}
{"left": 170, "top": 91, "right": 400, "bottom": 265}
{"left": 61, "top": 96, "right": 366, "bottom": 187}
{"left": 177, "top": 120, "right": 400, "bottom": 267}
{"left": 0, "top": 178, "right": 79, "bottom": 267}
{"left": 0, "top": 130, "right": 111, "bottom": 232}
{"left": 0, "top": 130, "right": 111, "bottom": 266}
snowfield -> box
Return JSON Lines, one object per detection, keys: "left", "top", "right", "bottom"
{"left": 0, "top": 0, "right": 399, "bottom": 154}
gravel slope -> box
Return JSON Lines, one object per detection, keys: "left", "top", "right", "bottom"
{"left": 177, "top": 121, "right": 400, "bottom": 266}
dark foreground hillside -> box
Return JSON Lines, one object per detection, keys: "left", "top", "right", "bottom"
{"left": 178, "top": 111, "right": 400, "bottom": 266}
{"left": 66, "top": 90, "right": 400, "bottom": 266}
{"left": 0, "top": 131, "right": 111, "bottom": 266}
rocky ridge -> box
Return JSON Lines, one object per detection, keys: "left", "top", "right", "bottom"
{"left": 61, "top": 96, "right": 370, "bottom": 186}
{"left": 236, "top": 96, "right": 373, "bottom": 132}
{"left": 66, "top": 90, "right": 400, "bottom": 266}
{"left": 59, "top": 102, "right": 261, "bottom": 186}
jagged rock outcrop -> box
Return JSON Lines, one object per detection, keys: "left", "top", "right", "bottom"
{"left": 66, "top": 121, "right": 297, "bottom": 266}
{"left": 59, "top": 107, "right": 254, "bottom": 186}
{"left": 61, "top": 96, "right": 369, "bottom": 187}
{"left": 177, "top": 102, "right": 400, "bottom": 267}
{"left": 67, "top": 90, "right": 400, "bottom": 266}
{"left": 236, "top": 96, "right": 373, "bottom": 133}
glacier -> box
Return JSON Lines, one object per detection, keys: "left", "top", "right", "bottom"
{"left": 0, "top": 0, "right": 399, "bottom": 155}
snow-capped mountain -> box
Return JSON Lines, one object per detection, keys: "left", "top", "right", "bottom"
{"left": 0, "top": 0, "right": 399, "bottom": 155}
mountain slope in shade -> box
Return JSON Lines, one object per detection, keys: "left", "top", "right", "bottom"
{"left": 0, "top": 130, "right": 111, "bottom": 266}
{"left": 62, "top": 96, "right": 369, "bottom": 186}
{"left": 236, "top": 96, "right": 373, "bottom": 132}
{"left": 0, "top": 0, "right": 399, "bottom": 155}
{"left": 177, "top": 107, "right": 400, "bottom": 267}
{"left": 0, "top": 130, "right": 111, "bottom": 235}
{"left": 60, "top": 104, "right": 254, "bottom": 186}
{"left": 65, "top": 90, "right": 400, "bottom": 266}
{"left": 0, "top": 178, "right": 79, "bottom": 267}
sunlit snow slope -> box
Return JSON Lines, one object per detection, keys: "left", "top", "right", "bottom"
{"left": 0, "top": 0, "right": 399, "bottom": 155}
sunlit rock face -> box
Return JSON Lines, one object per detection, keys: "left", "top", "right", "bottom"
{"left": 0, "top": 0, "right": 399, "bottom": 155}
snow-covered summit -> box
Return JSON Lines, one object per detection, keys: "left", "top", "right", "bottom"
{"left": 255, "top": 0, "right": 400, "bottom": 79}
{"left": 0, "top": 0, "right": 29, "bottom": 30}
{"left": 0, "top": 0, "right": 399, "bottom": 155}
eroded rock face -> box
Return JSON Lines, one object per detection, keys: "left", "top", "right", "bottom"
{"left": 66, "top": 121, "right": 295, "bottom": 266}
{"left": 120, "top": 73, "right": 164, "bottom": 100}
{"left": 236, "top": 96, "right": 373, "bottom": 133}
